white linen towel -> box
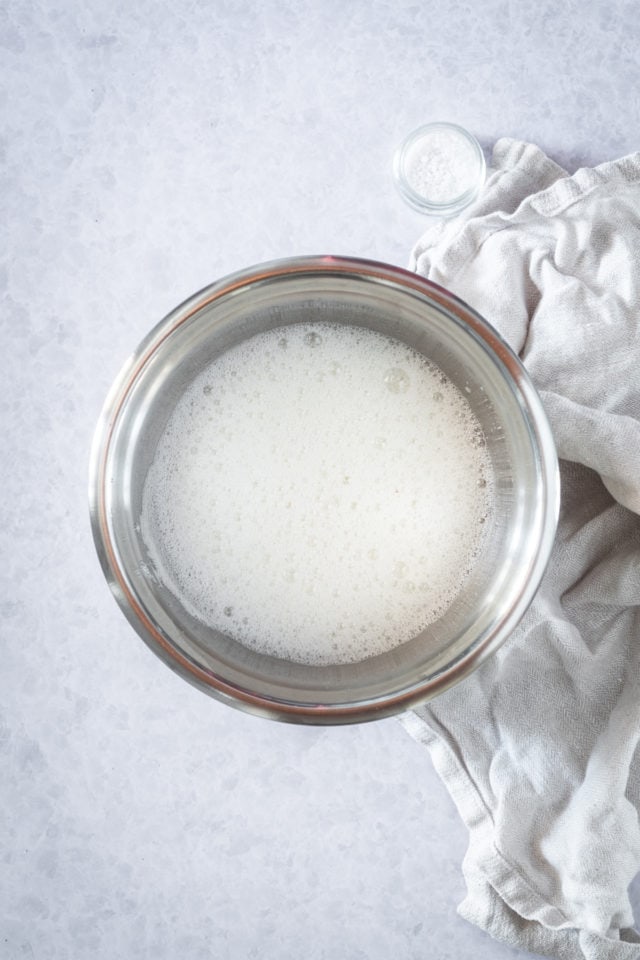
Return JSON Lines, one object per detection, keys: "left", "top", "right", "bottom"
{"left": 402, "top": 139, "right": 640, "bottom": 960}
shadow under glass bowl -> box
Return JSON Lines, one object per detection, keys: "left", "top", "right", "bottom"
{"left": 89, "top": 256, "right": 559, "bottom": 725}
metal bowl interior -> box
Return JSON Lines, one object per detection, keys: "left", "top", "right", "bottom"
{"left": 89, "top": 256, "right": 559, "bottom": 724}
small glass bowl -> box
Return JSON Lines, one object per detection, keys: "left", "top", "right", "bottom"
{"left": 393, "top": 121, "right": 486, "bottom": 216}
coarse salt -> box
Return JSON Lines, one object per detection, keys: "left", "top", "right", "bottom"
{"left": 405, "top": 127, "right": 480, "bottom": 203}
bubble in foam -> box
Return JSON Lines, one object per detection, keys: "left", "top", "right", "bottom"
{"left": 141, "top": 321, "right": 494, "bottom": 666}
{"left": 384, "top": 367, "right": 410, "bottom": 394}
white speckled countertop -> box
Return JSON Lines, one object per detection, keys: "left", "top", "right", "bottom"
{"left": 2, "top": 2, "right": 639, "bottom": 957}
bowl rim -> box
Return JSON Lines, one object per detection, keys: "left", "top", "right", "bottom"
{"left": 89, "top": 255, "right": 559, "bottom": 724}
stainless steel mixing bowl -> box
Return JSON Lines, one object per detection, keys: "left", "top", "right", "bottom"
{"left": 89, "top": 256, "right": 559, "bottom": 724}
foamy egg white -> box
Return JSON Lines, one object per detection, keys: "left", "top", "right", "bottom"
{"left": 141, "top": 322, "right": 493, "bottom": 665}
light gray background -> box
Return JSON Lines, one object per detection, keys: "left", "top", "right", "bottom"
{"left": 2, "top": 2, "right": 639, "bottom": 958}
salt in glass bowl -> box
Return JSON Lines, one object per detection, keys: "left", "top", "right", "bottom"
{"left": 393, "top": 122, "right": 486, "bottom": 216}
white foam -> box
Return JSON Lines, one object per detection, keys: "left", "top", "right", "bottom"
{"left": 141, "top": 322, "right": 493, "bottom": 665}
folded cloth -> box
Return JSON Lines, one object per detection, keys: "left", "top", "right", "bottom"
{"left": 402, "top": 139, "right": 640, "bottom": 960}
